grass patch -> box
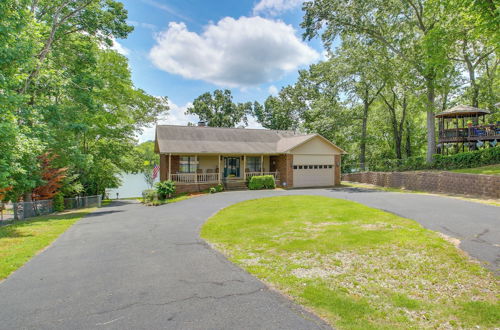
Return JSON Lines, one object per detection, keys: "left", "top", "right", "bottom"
{"left": 201, "top": 196, "right": 499, "bottom": 329}
{"left": 0, "top": 209, "right": 94, "bottom": 280}
{"left": 450, "top": 164, "right": 500, "bottom": 176}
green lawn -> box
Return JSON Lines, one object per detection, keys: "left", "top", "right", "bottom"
{"left": 450, "top": 164, "right": 500, "bottom": 176}
{"left": 201, "top": 196, "right": 499, "bottom": 329}
{"left": 0, "top": 209, "right": 94, "bottom": 280}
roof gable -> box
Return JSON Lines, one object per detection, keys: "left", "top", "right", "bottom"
{"left": 288, "top": 135, "right": 346, "bottom": 154}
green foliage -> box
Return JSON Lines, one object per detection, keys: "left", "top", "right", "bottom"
{"left": 248, "top": 175, "right": 276, "bottom": 190}
{"left": 432, "top": 147, "right": 500, "bottom": 170}
{"left": 155, "top": 180, "right": 176, "bottom": 200}
{"left": 0, "top": 1, "right": 169, "bottom": 200}
{"left": 142, "top": 189, "right": 158, "bottom": 203}
{"left": 352, "top": 147, "right": 500, "bottom": 173}
{"left": 209, "top": 183, "right": 224, "bottom": 194}
{"left": 53, "top": 193, "right": 65, "bottom": 212}
{"left": 253, "top": 86, "right": 305, "bottom": 130}
{"left": 186, "top": 89, "right": 256, "bottom": 127}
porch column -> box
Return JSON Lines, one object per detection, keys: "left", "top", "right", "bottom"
{"left": 168, "top": 153, "right": 172, "bottom": 181}
{"left": 218, "top": 155, "right": 221, "bottom": 183}
{"left": 243, "top": 155, "right": 246, "bottom": 181}
{"left": 261, "top": 155, "right": 264, "bottom": 175}
{"left": 194, "top": 155, "right": 198, "bottom": 183}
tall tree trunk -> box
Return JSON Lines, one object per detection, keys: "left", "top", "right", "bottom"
{"left": 425, "top": 78, "right": 436, "bottom": 163}
{"left": 465, "top": 56, "right": 479, "bottom": 107}
{"left": 405, "top": 120, "right": 412, "bottom": 157}
{"left": 360, "top": 100, "right": 369, "bottom": 171}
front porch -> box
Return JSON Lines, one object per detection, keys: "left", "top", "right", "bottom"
{"left": 160, "top": 154, "right": 282, "bottom": 191}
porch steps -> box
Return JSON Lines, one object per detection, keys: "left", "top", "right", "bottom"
{"left": 223, "top": 180, "right": 248, "bottom": 191}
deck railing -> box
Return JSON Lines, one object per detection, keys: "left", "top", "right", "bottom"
{"left": 244, "top": 171, "right": 280, "bottom": 180}
{"left": 439, "top": 125, "right": 500, "bottom": 142}
{"left": 171, "top": 173, "right": 220, "bottom": 184}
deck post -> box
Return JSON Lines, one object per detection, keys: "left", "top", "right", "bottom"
{"left": 168, "top": 153, "right": 172, "bottom": 181}
{"left": 243, "top": 155, "right": 246, "bottom": 181}
{"left": 261, "top": 155, "right": 264, "bottom": 175}
{"left": 195, "top": 155, "right": 198, "bottom": 183}
{"left": 218, "top": 155, "right": 221, "bottom": 184}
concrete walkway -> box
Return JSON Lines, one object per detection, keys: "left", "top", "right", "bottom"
{"left": 0, "top": 188, "right": 498, "bottom": 329}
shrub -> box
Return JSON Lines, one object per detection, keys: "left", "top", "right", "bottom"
{"left": 215, "top": 183, "right": 224, "bottom": 192}
{"left": 142, "top": 189, "right": 158, "bottom": 203}
{"left": 248, "top": 175, "right": 276, "bottom": 190}
{"left": 432, "top": 146, "right": 500, "bottom": 170}
{"left": 155, "top": 180, "right": 176, "bottom": 200}
{"left": 53, "top": 193, "right": 65, "bottom": 212}
{"left": 209, "top": 187, "right": 217, "bottom": 194}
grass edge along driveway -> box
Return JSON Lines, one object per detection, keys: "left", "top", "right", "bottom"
{"left": 201, "top": 195, "right": 499, "bottom": 329}
{"left": 0, "top": 208, "right": 95, "bottom": 280}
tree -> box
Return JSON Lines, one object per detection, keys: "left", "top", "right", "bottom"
{"left": 32, "top": 153, "right": 67, "bottom": 200}
{"left": 1, "top": 0, "right": 168, "bottom": 200}
{"left": 135, "top": 141, "right": 159, "bottom": 188}
{"left": 186, "top": 89, "right": 253, "bottom": 127}
{"left": 302, "top": 0, "right": 455, "bottom": 163}
{"left": 254, "top": 86, "right": 305, "bottom": 130}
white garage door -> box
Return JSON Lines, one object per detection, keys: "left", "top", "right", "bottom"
{"left": 293, "top": 155, "right": 335, "bottom": 187}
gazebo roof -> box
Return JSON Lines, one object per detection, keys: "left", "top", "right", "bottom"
{"left": 435, "top": 105, "right": 490, "bottom": 118}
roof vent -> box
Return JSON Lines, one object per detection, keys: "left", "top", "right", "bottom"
{"left": 198, "top": 121, "right": 207, "bottom": 127}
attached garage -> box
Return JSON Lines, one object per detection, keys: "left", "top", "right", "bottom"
{"left": 288, "top": 136, "right": 344, "bottom": 188}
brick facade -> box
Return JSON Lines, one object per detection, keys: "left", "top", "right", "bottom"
{"left": 343, "top": 171, "right": 500, "bottom": 199}
{"left": 334, "top": 155, "right": 341, "bottom": 186}
{"left": 271, "top": 154, "right": 293, "bottom": 188}
{"left": 175, "top": 183, "right": 214, "bottom": 194}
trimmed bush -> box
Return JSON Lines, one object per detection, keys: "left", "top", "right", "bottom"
{"left": 142, "top": 189, "right": 158, "bottom": 203}
{"left": 209, "top": 187, "right": 217, "bottom": 194}
{"left": 53, "top": 193, "right": 65, "bottom": 212}
{"left": 215, "top": 183, "right": 224, "bottom": 192}
{"left": 432, "top": 146, "right": 500, "bottom": 170}
{"left": 248, "top": 175, "right": 276, "bottom": 190}
{"left": 155, "top": 180, "right": 176, "bottom": 200}
{"left": 347, "top": 146, "right": 500, "bottom": 173}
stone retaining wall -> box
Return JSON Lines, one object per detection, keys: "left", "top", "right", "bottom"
{"left": 343, "top": 171, "right": 500, "bottom": 199}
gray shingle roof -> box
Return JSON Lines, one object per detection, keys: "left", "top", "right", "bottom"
{"left": 154, "top": 125, "right": 327, "bottom": 154}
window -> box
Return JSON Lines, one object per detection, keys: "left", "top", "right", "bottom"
{"left": 247, "top": 157, "right": 261, "bottom": 172}
{"left": 293, "top": 165, "right": 298, "bottom": 169}
{"left": 179, "top": 156, "right": 198, "bottom": 173}
{"left": 328, "top": 165, "right": 333, "bottom": 168}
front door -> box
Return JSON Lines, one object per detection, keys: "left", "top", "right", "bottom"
{"left": 224, "top": 157, "right": 240, "bottom": 178}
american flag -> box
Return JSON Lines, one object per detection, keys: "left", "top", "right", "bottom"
{"left": 151, "top": 164, "right": 160, "bottom": 180}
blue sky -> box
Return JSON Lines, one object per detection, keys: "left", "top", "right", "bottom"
{"left": 115, "top": 0, "right": 325, "bottom": 141}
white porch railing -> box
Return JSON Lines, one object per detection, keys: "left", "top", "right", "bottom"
{"left": 171, "top": 173, "right": 220, "bottom": 184}
{"left": 245, "top": 171, "right": 280, "bottom": 180}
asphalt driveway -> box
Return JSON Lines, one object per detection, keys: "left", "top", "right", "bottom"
{"left": 0, "top": 188, "right": 498, "bottom": 329}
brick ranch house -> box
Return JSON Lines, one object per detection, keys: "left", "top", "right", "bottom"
{"left": 154, "top": 124, "right": 346, "bottom": 192}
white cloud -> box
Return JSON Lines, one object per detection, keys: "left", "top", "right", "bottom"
{"left": 149, "top": 16, "right": 318, "bottom": 87}
{"left": 268, "top": 85, "right": 279, "bottom": 95}
{"left": 111, "top": 39, "right": 130, "bottom": 56}
{"left": 127, "top": 20, "right": 157, "bottom": 31}
{"left": 253, "top": 0, "right": 304, "bottom": 16}
{"left": 137, "top": 101, "right": 198, "bottom": 142}
{"left": 141, "top": 0, "right": 194, "bottom": 23}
